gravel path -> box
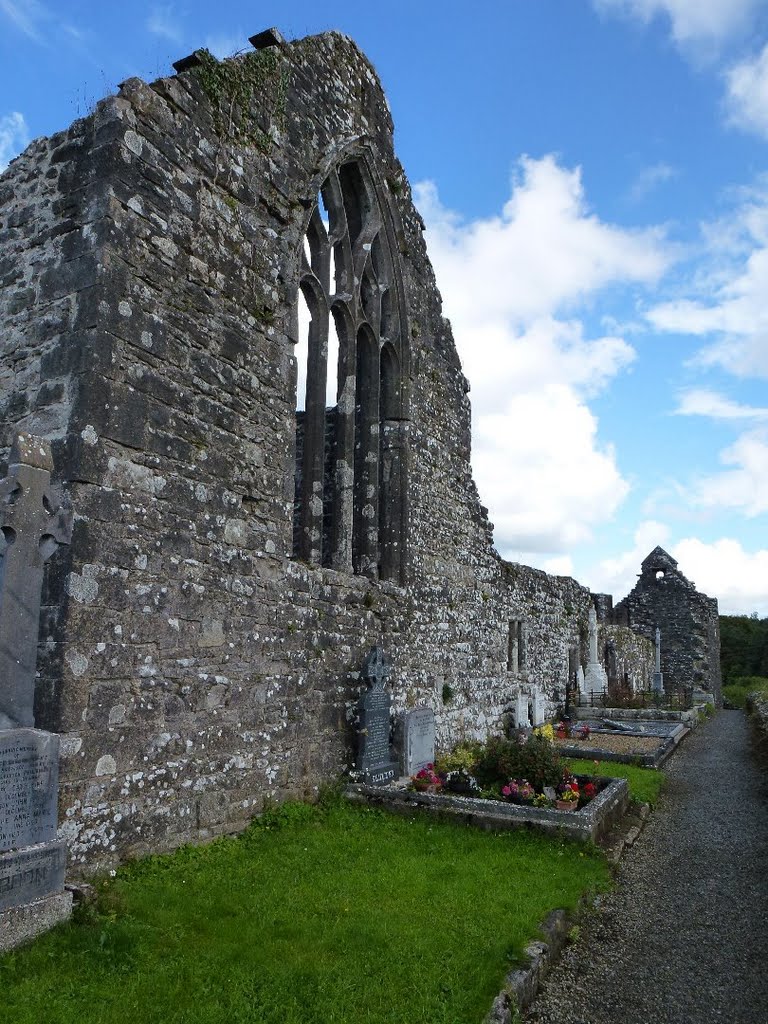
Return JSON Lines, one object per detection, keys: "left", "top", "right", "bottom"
{"left": 524, "top": 711, "right": 768, "bottom": 1024}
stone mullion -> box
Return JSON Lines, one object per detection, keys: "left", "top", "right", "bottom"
{"left": 329, "top": 307, "right": 356, "bottom": 572}
{"left": 353, "top": 331, "right": 380, "bottom": 578}
{"left": 378, "top": 419, "right": 405, "bottom": 582}
{"left": 298, "top": 278, "right": 329, "bottom": 565}
{"left": 308, "top": 207, "right": 331, "bottom": 295}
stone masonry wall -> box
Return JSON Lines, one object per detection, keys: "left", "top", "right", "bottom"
{"left": 0, "top": 31, "right": 653, "bottom": 874}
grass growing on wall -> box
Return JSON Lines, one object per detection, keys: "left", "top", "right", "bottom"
{"left": 2, "top": 799, "right": 610, "bottom": 1024}
{"left": 567, "top": 758, "right": 666, "bottom": 806}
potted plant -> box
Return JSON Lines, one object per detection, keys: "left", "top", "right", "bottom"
{"left": 442, "top": 767, "right": 480, "bottom": 795}
{"left": 502, "top": 778, "right": 535, "bottom": 804}
{"left": 555, "top": 787, "right": 579, "bottom": 811}
{"left": 410, "top": 765, "right": 442, "bottom": 793}
{"left": 555, "top": 772, "right": 580, "bottom": 810}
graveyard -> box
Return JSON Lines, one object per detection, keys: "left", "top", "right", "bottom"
{"left": 3, "top": 24, "right": 763, "bottom": 1024}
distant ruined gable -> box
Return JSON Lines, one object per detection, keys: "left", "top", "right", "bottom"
{"left": 614, "top": 547, "right": 722, "bottom": 704}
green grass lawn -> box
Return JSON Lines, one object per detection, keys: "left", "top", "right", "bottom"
{"left": 566, "top": 759, "right": 666, "bottom": 806}
{"left": 2, "top": 800, "right": 611, "bottom": 1024}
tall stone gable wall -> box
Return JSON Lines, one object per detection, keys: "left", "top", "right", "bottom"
{"left": 614, "top": 547, "right": 722, "bottom": 703}
{"left": 0, "top": 32, "right": 652, "bottom": 874}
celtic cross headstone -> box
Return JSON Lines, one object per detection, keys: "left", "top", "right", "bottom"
{"left": 0, "top": 432, "right": 73, "bottom": 951}
{"left": 0, "top": 432, "right": 73, "bottom": 729}
{"left": 355, "top": 646, "right": 398, "bottom": 786}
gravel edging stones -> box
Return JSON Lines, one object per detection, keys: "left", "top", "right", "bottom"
{"left": 345, "top": 776, "right": 629, "bottom": 844}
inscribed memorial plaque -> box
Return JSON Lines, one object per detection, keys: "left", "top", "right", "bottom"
{"left": 0, "top": 730, "right": 60, "bottom": 853}
{"left": 0, "top": 841, "right": 67, "bottom": 912}
{"left": 402, "top": 708, "right": 435, "bottom": 776}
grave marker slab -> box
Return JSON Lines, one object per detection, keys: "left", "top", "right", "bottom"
{"left": 356, "top": 646, "right": 398, "bottom": 786}
{"left": 0, "top": 842, "right": 67, "bottom": 912}
{"left": 532, "top": 688, "right": 546, "bottom": 727}
{"left": 514, "top": 692, "right": 531, "bottom": 729}
{"left": 401, "top": 708, "right": 435, "bottom": 776}
{"left": 0, "top": 730, "right": 59, "bottom": 852}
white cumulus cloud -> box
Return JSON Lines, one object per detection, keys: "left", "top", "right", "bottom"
{"left": 674, "top": 389, "right": 768, "bottom": 421}
{"left": 587, "top": 520, "right": 672, "bottom": 599}
{"left": 0, "top": 111, "right": 29, "bottom": 172}
{"left": 416, "top": 157, "right": 668, "bottom": 329}
{"left": 415, "top": 155, "right": 672, "bottom": 557}
{"left": 587, "top": 523, "right": 768, "bottom": 614}
{"left": 594, "top": 0, "right": 760, "bottom": 47}
{"left": 689, "top": 429, "right": 768, "bottom": 516}
{"left": 648, "top": 179, "right": 768, "bottom": 378}
{"left": 671, "top": 537, "right": 768, "bottom": 614}
{"left": 725, "top": 42, "right": 768, "bottom": 138}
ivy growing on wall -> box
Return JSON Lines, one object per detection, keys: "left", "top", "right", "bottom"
{"left": 192, "top": 47, "right": 289, "bottom": 151}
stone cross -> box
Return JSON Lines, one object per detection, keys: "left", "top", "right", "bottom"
{"left": 654, "top": 627, "right": 661, "bottom": 673}
{"left": 584, "top": 604, "right": 608, "bottom": 697}
{"left": 652, "top": 627, "right": 665, "bottom": 694}
{"left": 362, "top": 644, "right": 390, "bottom": 690}
{"left": 0, "top": 433, "right": 73, "bottom": 730}
{"left": 588, "top": 606, "right": 598, "bottom": 664}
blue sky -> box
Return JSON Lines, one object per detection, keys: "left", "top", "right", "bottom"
{"left": 2, "top": 0, "right": 768, "bottom": 614}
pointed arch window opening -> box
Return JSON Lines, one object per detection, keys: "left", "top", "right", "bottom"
{"left": 292, "top": 159, "right": 408, "bottom": 582}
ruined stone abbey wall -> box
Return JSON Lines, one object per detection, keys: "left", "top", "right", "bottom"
{"left": 0, "top": 31, "right": 653, "bottom": 874}
{"left": 614, "top": 547, "right": 722, "bottom": 703}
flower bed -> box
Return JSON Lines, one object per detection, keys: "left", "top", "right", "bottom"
{"left": 345, "top": 774, "right": 629, "bottom": 844}
{"left": 348, "top": 729, "right": 630, "bottom": 842}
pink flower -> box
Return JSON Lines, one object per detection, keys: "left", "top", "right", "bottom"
{"left": 502, "top": 785, "right": 511, "bottom": 796}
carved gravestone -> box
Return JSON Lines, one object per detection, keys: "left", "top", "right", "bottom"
{"left": 0, "top": 432, "right": 73, "bottom": 729}
{"left": 355, "top": 646, "right": 398, "bottom": 786}
{"left": 531, "top": 688, "right": 546, "bottom": 727}
{"left": 605, "top": 640, "right": 618, "bottom": 691}
{"left": 0, "top": 433, "right": 73, "bottom": 951}
{"left": 514, "top": 691, "right": 531, "bottom": 729}
{"left": 401, "top": 708, "right": 435, "bottom": 777}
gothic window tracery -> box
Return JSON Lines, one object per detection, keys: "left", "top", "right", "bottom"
{"left": 292, "top": 157, "right": 408, "bottom": 583}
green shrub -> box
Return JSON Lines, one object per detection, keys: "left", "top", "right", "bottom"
{"left": 473, "top": 734, "right": 567, "bottom": 792}
{"left": 434, "top": 742, "right": 481, "bottom": 775}
{"left": 723, "top": 677, "right": 768, "bottom": 708}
